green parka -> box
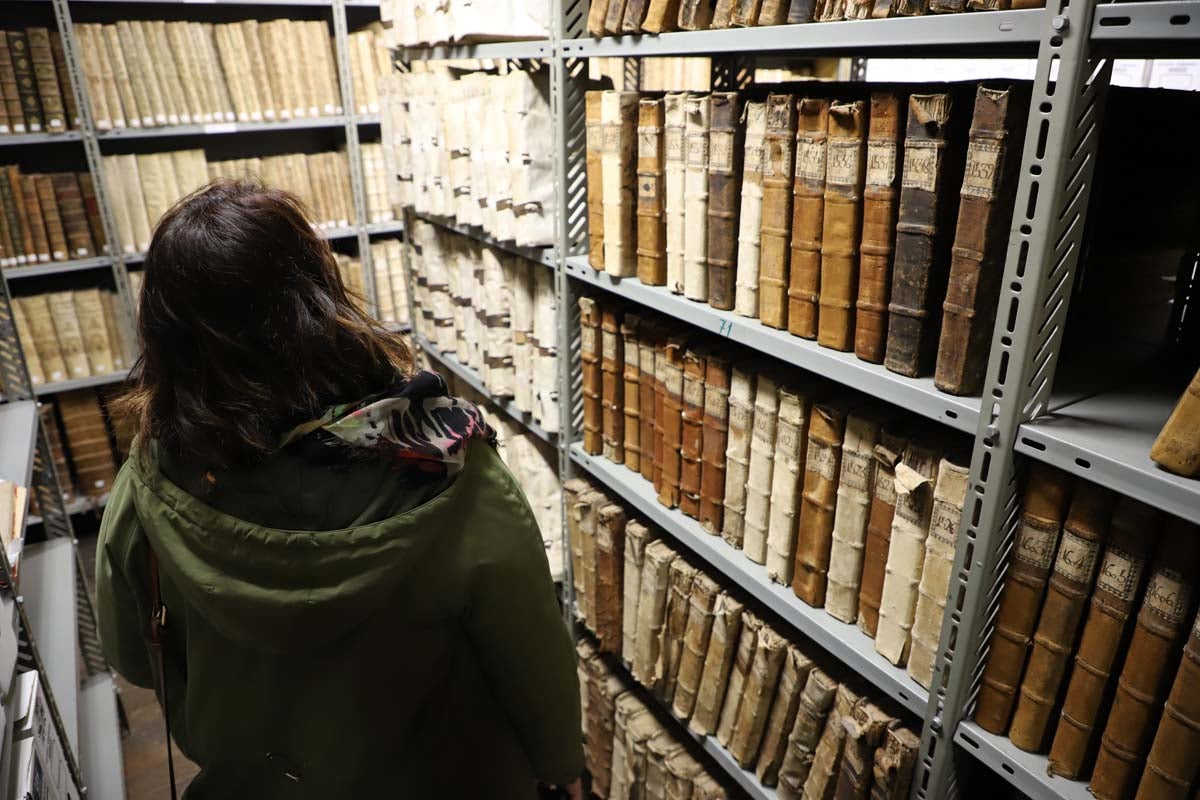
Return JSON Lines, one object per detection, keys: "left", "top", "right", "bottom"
{"left": 95, "top": 438, "right": 583, "bottom": 798}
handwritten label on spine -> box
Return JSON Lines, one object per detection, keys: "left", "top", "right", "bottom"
{"left": 729, "top": 401, "right": 753, "bottom": 434}
{"left": 1096, "top": 547, "right": 1143, "bottom": 601}
{"left": 1054, "top": 529, "right": 1101, "bottom": 584}
{"left": 901, "top": 140, "right": 942, "bottom": 193}
{"left": 795, "top": 137, "right": 827, "bottom": 181}
{"left": 1145, "top": 567, "right": 1190, "bottom": 625}
{"left": 705, "top": 388, "right": 729, "bottom": 422}
{"left": 684, "top": 377, "right": 705, "bottom": 408}
{"left": 841, "top": 450, "right": 874, "bottom": 493}
{"left": 1014, "top": 518, "right": 1059, "bottom": 571}
{"left": 962, "top": 141, "right": 1002, "bottom": 199}
{"left": 875, "top": 469, "right": 897, "bottom": 507}
{"left": 666, "top": 129, "right": 685, "bottom": 163}
{"left": 809, "top": 441, "right": 839, "bottom": 483}
{"left": 709, "top": 131, "right": 735, "bottom": 172}
{"left": 826, "top": 139, "right": 862, "bottom": 186}
{"left": 639, "top": 128, "right": 660, "bottom": 160}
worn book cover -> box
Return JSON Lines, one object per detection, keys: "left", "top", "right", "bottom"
{"left": 664, "top": 93, "right": 688, "bottom": 295}
{"left": 602, "top": 91, "right": 640, "bottom": 278}
{"left": 756, "top": 645, "right": 813, "bottom": 786}
{"left": 788, "top": 97, "right": 829, "bottom": 339}
{"left": 818, "top": 100, "right": 868, "bottom": 351}
{"left": 680, "top": 347, "right": 707, "bottom": 519}
{"left": 699, "top": 351, "right": 732, "bottom": 535}
{"left": 689, "top": 592, "right": 745, "bottom": 735}
{"left": 778, "top": 668, "right": 838, "bottom": 797}
{"left": 743, "top": 371, "right": 781, "bottom": 565}
{"left": 793, "top": 400, "right": 852, "bottom": 604}
{"left": 765, "top": 384, "right": 813, "bottom": 586}
{"left": 637, "top": 98, "right": 667, "bottom": 286}
{"left": 826, "top": 409, "right": 885, "bottom": 624}
{"left": 759, "top": 94, "right": 798, "bottom": 330}
{"left": 707, "top": 92, "right": 744, "bottom": 310}
{"left": 857, "top": 424, "right": 908, "bottom": 637}
{"left": 736, "top": 101, "right": 768, "bottom": 318}
{"left": 683, "top": 95, "right": 712, "bottom": 302}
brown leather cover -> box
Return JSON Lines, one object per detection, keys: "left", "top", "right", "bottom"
{"left": 690, "top": 592, "right": 745, "bottom": 736}
{"left": 596, "top": 503, "right": 628, "bottom": 653}
{"left": 606, "top": 0, "right": 630, "bottom": 32}
{"left": 27, "top": 29, "right": 62, "bottom": 132}
{"left": 658, "top": 335, "right": 688, "bottom": 509}
{"left": 835, "top": 704, "right": 894, "bottom": 800}
{"left": 778, "top": 668, "right": 838, "bottom": 798}
{"left": 793, "top": 400, "right": 851, "bottom": 606}
{"left": 732, "top": 0, "right": 764, "bottom": 25}
{"left": 603, "top": 91, "right": 641, "bottom": 278}
{"left": 589, "top": 0, "right": 612, "bottom": 35}
{"left": 803, "top": 685, "right": 862, "bottom": 800}
{"left": 699, "top": 351, "right": 732, "bottom": 535}
{"left": 623, "top": 0, "right": 652, "bottom": 31}
{"left": 854, "top": 95, "right": 902, "bottom": 362}
{"left": 581, "top": 296, "right": 604, "bottom": 455}
{"left": 712, "top": 0, "right": 737, "bottom": 25}
{"left": 660, "top": 558, "right": 699, "bottom": 701}
{"left": 1048, "top": 499, "right": 1161, "bottom": 779}
{"left": 1136, "top": 605, "right": 1200, "bottom": 800}
{"left": 788, "top": 98, "right": 830, "bottom": 340}
{"left": 679, "top": 0, "right": 716, "bottom": 29}
{"left": 757, "top": 645, "right": 814, "bottom": 787}
{"left": 1150, "top": 366, "right": 1200, "bottom": 477}
{"left": 974, "top": 462, "right": 1073, "bottom": 733}
{"left": 680, "top": 346, "right": 708, "bottom": 519}
{"left": 602, "top": 306, "right": 626, "bottom": 464}
{"left": 622, "top": 313, "right": 643, "bottom": 473}
{"left": 717, "top": 611, "right": 761, "bottom": 748}
{"left": 934, "top": 84, "right": 1028, "bottom": 396}
{"left": 707, "top": 92, "right": 744, "bottom": 312}
{"left": 869, "top": 727, "right": 920, "bottom": 800}
{"left": 653, "top": 331, "right": 669, "bottom": 494}
{"left": 637, "top": 98, "right": 668, "bottom": 287}
{"left": 20, "top": 176, "right": 50, "bottom": 261}
{"left": 643, "top": 0, "right": 683, "bottom": 32}
{"left": 884, "top": 92, "right": 966, "bottom": 378}
{"left": 576, "top": 489, "right": 604, "bottom": 629}
{"left": 818, "top": 101, "right": 867, "bottom": 351}
{"left": 730, "top": 622, "right": 789, "bottom": 768}
{"left": 1009, "top": 481, "right": 1116, "bottom": 752}
{"left": 672, "top": 571, "right": 721, "bottom": 720}
{"left": 587, "top": 91, "right": 605, "bottom": 270}
{"left": 1091, "top": 525, "right": 1200, "bottom": 800}
{"left": 857, "top": 424, "right": 909, "bottom": 638}
{"left": 759, "top": 94, "right": 798, "bottom": 331}
{"left": 640, "top": 319, "right": 662, "bottom": 483}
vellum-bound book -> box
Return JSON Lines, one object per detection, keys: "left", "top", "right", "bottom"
{"left": 576, "top": 489, "right": 604, "bottom": 629}
{"left": 716, "top": 610, "right": 761, "bottom": 748}
{"left": 756, "top": 645, "right": 814, "bottom": 787}
{"left": 788, "top": 97, "right": 830, "bottom": 340}
{"left": 722, "top": 364, "right": 757, "bottom": 549}
{"left": 643, "top": 0, "right": 684, "bottom": 32}
{"left": 664, "top": 749, "right": 705, "bottom": 800}
{"left": 611, "top": 693, "right": 649, "bottom": 800}
{"left": 646, "top": 732, "right": 685, "bottom": 799}
{"left": 792, "top": 400, "right": 852, "bottom": 604}
{"left": 759, "top": 95, "right": 798, "bottom": 330}
{"left": 689, "top": 591, "right": 744, "bottom": 736}
{"left": 565, "top": 478, "right": 593, "bottom": 607}
{"left": 622, "top": 519, "right": 656, "bottom": 666}
{"left": 633, "top": 540, "right": 678, "bottom": 689}
{"left": 729, "top": 621, "right": 789, "bottom": 768}
{"left": 826, "top": 410, "right": 885, "bottom": 623}
{"left": 19, "top": 295, "right": 67, "bottom": 383}
{"left": 835, "top": 703, "right": 895, "bottom": 800}
{"left": 802, "top": 684, "right": 862, "bottom": 800}
{"left": 765, "top": 384, "right": 813, "bottom": 586}
{"left": 778, "top": 668, "right": 838, "bottom": 800}
{"left": 595, "top": 503, "right": 627, "bottom": 653}
{"left": 637, "top": 99, "right": 667, "bottom": 286}
{"left": 602, "top": 91, "right": 640, "bottom": 278}
{"left": 664, "top": 94, "right": 689, "bottom": 295}
{"left": 588, "top": 0, "right": 611, "bottom": 34}
{"left": 682, "top": 94, "right": 712, "bottom": 302}
{"left": 735, "top": 101, "right": 768, "bottom": 318}
{"left": 672, "top": 570, "right": 721, "bottom": 720}
{"left": 658, "top": 558, "right": 698, "bottom": 702}
{"left": 699, "top": 352, "right": 732, "bottom": 535}
{"left": 870, "top": 727, "right": 920, "bottom": 800}
{"left": 743, "top": 372, "right": 781, "bottom": 565}
{"left": 639, "top": 319, "right": 662, "bottom": 483}
{"left": 47, "top": 291, "right": 90, "bottom": 379}
{"left": 72, "top": 289, "right": 115, "bottom": 376}
{"left": 680, "top": 0, "right": 716, "bottom": 29}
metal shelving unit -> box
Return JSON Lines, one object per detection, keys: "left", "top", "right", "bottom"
{"left": 399, "top": 38, "right": 553, "bottom": 60}
{"left": 2, "top": 255, "right": 113, "bottom": 281}
{"left": 0, "top": 131, "right": 83, "bottom": 147}
{"left": 414, "top": 211, "right": 557, "bottom": 268}
{"left": 95, "top": 115, "right": 350, "bottom": 141}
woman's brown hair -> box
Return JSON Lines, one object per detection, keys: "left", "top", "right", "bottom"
{"left": 116, "top": 179, "right": 412, "bottom": 469}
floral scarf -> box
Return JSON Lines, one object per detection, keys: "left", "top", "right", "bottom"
{"left": 280, "top": 370, "right": 496, "bottom": 480}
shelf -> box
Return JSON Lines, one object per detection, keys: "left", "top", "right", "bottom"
{"left": 956, "top": 722, "right": 1091, "bottom": 800}
{"left": 1092, "top": 0, "right": 1200, "bottom": 54}
{"left": 3, "top": 256, "right": 113, "bottom": 280}
{"left": 415, "top": 212, "right": 556, "bottom": 267}
{"left": 414, "top": 332, "right": 557, "bottom": 445}
{"left": 68, "top": 0, "right": 338, "bottom": 4}
{"left": 96, "top": 116, "right": 347, "bottom": 142}
{"left": 78, "top": 673, "right": 126, "bottom": 800}
{"left": 0, "top": 402, "right": 39, "bottom": 486}
{"left": 27, "top": 494, "right": 109, "bottom": 528}
{"left": 0, "top": 131, "right": 82, "bottom": 148}
{"left": 565, "top": 258, "right": 979, "bottom": 435}
{"left": 570, "top": 443, "right": 929, "bottom": 717}
{"left": 1015, "top": 382, "right": 1200, "bottom": 526}
{"left": 364, "top": 220, "right": 405, "bottom": 236}
{"left": 559, "top": 9, "right": 1043, "bottom": 58}
{"left": 357, "top": 113, "right": 382, "bottom": 125}
{"left": 34, "top": 371, "right": 130, "bottom": 398}
{"left": 19, "top": 538, "right": 79, "bottom": 755}
{"left": 696, "top": 734, "right": 778, "bottom": 799}
{"left": 322, "top": 225, "right": 361, "bottom": 241}
{"left": 399, "top": 39, "right": 552, "bottom": 61}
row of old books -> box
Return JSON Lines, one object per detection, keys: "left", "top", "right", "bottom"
{"left": 585, "top": 82, "right": 1028, "bottom": 397}
{"left": 0, "top": 166, "right": 105, "bottom": 267}
{"left": 586, "top": 0, "right": 1039, "bottom": 33}
{"left": 76, "top": 19, "right": 341, "bottom": 130}
{"left": 409, "top": 219, "right": 560, "bottom": 433}
{"left": 362, "top": 142, "right": 399, "bottom": 225}
{"left": 384, "top": 66, "right": 556, "bottom": 248}
{"left": 34, "top": 390, "right": 123, "bottom": 513}
{"left": 9, "top": 290, "right": 130, "bottom": 388}
{"left": 381, "top": 0, "right": 550, "bottom": 47}
{"left": 368, "top": 237, "right": 411, "bottom": 327}
{"left": 568, "top": 479, "right": 921, "bottom": 799}
{"left": 973, "top": 466, "right": 1200, "bottom": 799}
{"left": 0, "top": 28, "right": 77, "bottom": 135}
{"left": 580, "top": 294, "right": 972, "bottom": 687}
{"left": 101, "top": 148, "right": 355, "bottom": 254}
{"left": 348, "top": 25, "right": 391, "bottom": 116}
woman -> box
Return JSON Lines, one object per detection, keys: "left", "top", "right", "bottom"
{"left": 96, "top": 180, "right": 583, "bottom": 798}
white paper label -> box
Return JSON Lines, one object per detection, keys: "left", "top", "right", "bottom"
{"left": 752, "top": 409, "right": 776, "bottom": 444}
{"left": 962, "top": 140, "right": 1002, "bottom": 199}
{"left": 685, "top": 132, "right": 708, "bottom": 168}
{"left": 865, "top": 140, "right": 897, "bottom": 187}
{"left": 1014, "top": 518, "right": 1058, "bottom": 570}
{"left": 929, "top": 499, "right": 960, "bottom": 545}
{"left": 601, "top": 123, "right": 621, "bottom": 154}
{"left": 1096, "top": 546, "right": 1143, "bottom": 601}
{"left": 902, "top": 140, "right": 941, "bottom": 193}
{"left": 709, "top": 131, "right": 735, "bottom": 172}
{"left": 640, "top": 350, "right": 655, "bottom": 373}
{"left": 729, "top": 401, "right": 752, "bottom": 433}
{"left": 705, "top": 387, "right": 728, "bottom": 421}
{"left": 684, "top": 377, "right": 705, "bottom": 407}
{"left": 795, "top": 137, "right": 827, "bottom": 181}
{"left": 826, "top": 139, "right": 862, "bottom": 186}
{"left": 808, "top": 440, "right": 839, "bottom": 482}
{"left": 665, "top": 129, "right": 684, "bottom": 163}
{"left": 875, "top": 469, "right": 897, "bottom": 506}
{"left": 638, "top": 128, "right": 659, "bottom": 160}
{"left": 602, "top": 331, "right": 618, "bottom": 360}
{"left": 778, "top": 419, "right": 801, "bottom": 454}
{"left": 581, "top": 325, "right": 596, "bottom": 354}
{"left": 841, "top": 449, "right": 874, "bottom": 493}
{"left": 1145, "top": 568, "right": 1190, "bottom": 625}
{"left": 744, "top": 142, "right": 764, "bottom": 176}
{"left": 1054, "top": 529, "right": 1101, "bottom": 583}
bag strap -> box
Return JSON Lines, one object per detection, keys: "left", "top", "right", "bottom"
{"left": 148, "top": 548, "right": 179, "bottom": 800}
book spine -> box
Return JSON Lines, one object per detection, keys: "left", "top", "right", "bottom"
{"left": 658, "top": 335, "right": 688, "bottom": 509}
{"left": 759, "top": 94, "right": 797, "bottom": 330}
{"left": 73, "top": 289, "right": 116, "bottom": 375}
{"left": 680, "top": 347, "right": 707, "bottom": 519}
{"left": 76, "top": 173, "right": 104, "bottom": 256}
{"left": 765, "top": 385, "right": 812, "bottom": 586}
{"left": 707, "top": 92, "right": 744, "bottom": 311}
{"left": 643, "top": 0, "right": 684, "bottom": 32}
{"left": 47, "top": 290, "right": 91, "bottom": 379}
{"left": 622, "top": 519, "right": 655, "bottom": 665}
{"left": 778, "top": 668, "right": 838, "bottom": 796}
{"left": 0, "top": 34, "right": 26, "bottom": 133}
{"left": 826, "top": 410, "right": 884, "bottom": 624}
{"left": 49, "top": 33, "right": 78, "bottom": 129}
{"left": 101, "top": 25, "right": 136, "bottom": 129}
{"left": 818, "top": 100, "right": 867, "bottom": 351}
{"left": 1135, "top": 605, "right": 1200, "bottom": 800}
{"left": 672, "top": 571, "right": 721, "bottom": 719}
{"left": 756, "top": 646, "right": 814, "bottom": 786}
{"left": 742, "top": 372, "right": 780, "bottom": 565}
{"left": 699, "top": 353, "right": 731, "bottom": 535}
{"left": 606, "top": 0, "right": 631, "bottom": 32}
{"left": 732, "top": 0, "right": 765, "bottom": 25}
{"left": 857, "top": 427, "right": 908, "bottom": 637}
{"left": 716, "top": 611, "right": 761, "bottom": 747}
{"left": 621, "top": 314, "right": 643, "bottom": 472}
{"left": 8, "top": 166, "right": 35, "bottom": 261}
{"left": 792, "top": 400, "right": 851, "bottom": 602}
{"left": 116, "top": 22, "right": 153, "bottom": 127}
{"left": 601, "top": 306, "right": 626, "bottom": 463}
{"left": 730, "top": 622, "right": 788, "bottom": 767}
{"left": 26, "top": 28, "right": 65, "bottom": 132}
{"left": 680, "top": 0, "right": 716, "bottom": 29}
{"left": 712, "top": 0, "right": 738, "bottom": 25}
{"left": 0, "top": 169, "right": 26, "bottom": 263}
{"left": 10, "top": 301, "right": 44, "bottom": 385}
{"left": 803, "top": 685, "right": 862, "bottom": 800}
{"left": 623, "top": 0, "right": 652, "bottom": 31}
{"left": 659, "top": 558, "right": 698, "bottom": 701}
{"left": 835, "top": 704, "right": 895, "bottom": 800}
{"left": 637, "top": 98, "right": 667, "bottom": 286}
{"left": 683, "top": 94, "right": 711, "bottom": 301}
{"left": 639, "top": 321, "right": 660, "bottom": 483}
{"left": 1150, "top": 365, "right": 1200, "bottom": 477}
{"left": 589, "top": 0, "right": 612, "bottom": 35}
{"left": 736, "top": 101, "right": 768, "bottom": 318}
{"left": 38, "top": 174, "right": 69, "bottom": 263}
{"left": 20, "top": 175, "right": 51, "bottom": 262}
{"left": 580, "top": 297, "right": 604, "bottom": 455}
{"left": 132, "top": 22, "right": 169, "bottom": 125}
{"left": 595, "top": 503, "right": 627, "bottom": 653}
{"left": 664, "top": 93, "right": 688, "bottom": 294}
{"left": 53, "top": 172, "right": 93, "bottom": 259}
{"left": 759, "top": 0, "right": 792, "bottom": 23}
{"left": 7, "top": 31, "right": 44, "bottom": 132}
{"left": 20, "top": 296, "right": 67, "bottom": 382}
{"left": 564, "top": 479, "right": 591, "bottom": 620}
{"left": 869, "top": 727, "right": 920, "bottom": 800}
{"left": 602, "top": 91, "right": 640, "bottom": 278}
{"left": 722, "top": 364, "right": 756, "bottom": 549}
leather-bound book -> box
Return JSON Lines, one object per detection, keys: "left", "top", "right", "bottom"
{"left": 658, "top": 335, "right": 688, "bottom": 509}
{"left": 99, "top": 291, "right": 126, "bottom": 371}
{"left": 665, "top": 94, "right": 688, "bottom": 295}
{"left": 680, "top": 0, "right": 716, "bottom": 29}
{"left": 673, "top": 571, "right": 721, "bottom": 720}
{"left": 603, "top": 91, "right": 640, "bottom": 278}
{"left": 818, "top": 100, "right": 868, "bottom": 351}
{"left": 0, "top": 35, "right": 26, "bottom": 134}
{"left": 633, "top": 540, "right": 679, "bottom": 689}
{"left": 1151, "top": 367, "right": 1200, "bottom": 477}
{"left": 743, "top": 371, "right": 781, "bottom": 564}
{"left": 659, "top": 558, "right": 698, "bottom": 701}
{"left": 577, "top": 489, "right": 605, "bottom": 630}
{"left": 587, "top": 91, "right": 605, "bottom": 270}
{"left": 836, "top": 704, "right": 894, "bottom": 800}
{"left": 50, "top": 32, "right": 78, "bottom": 128}
{"left": 788, "top": 98, "right": 830, "bottom": 340}
{"left": 855, "top": 92, "right": 905, "bottom": 363}
{"left": 759, "top": 94, "right": 798, "bottom": 330}
{"left": 974, "top": 463, "right": 1073, "bottom": 733}
{"left": 48, "top": 291, "right": 91, "bottom": 379}
{"left": 623, "top": 0, "right": 652, "bottom": 32}
{"left": 730, "top": 621, "right": 789, "bottom": 768}
{"left": 736, "top": 101, "right": 769, "bottom": 318}
{"left": 7, "top": 31, "right": 43, "bottom": 132}
{"left": 707, "top": 92, "right": 744, "bottom": 311}
{"left": 623, "top": 519, "right": 656, "bottom": 666}
{"left": 767, "top": 385, "right": 814, "bottom": 586}
{"left": 596, "top": 503, "right": 628, "bottom": 653}
{"left": 712, "top": 0, "right": 737, "bottom": 26}
{"left": 683, "top": 95, "right": 712, "bottom": 302}
{"left": 757, "top": 645, "right": 814, "bottom": 786}
{"left": 690, "top": 592, "right": 745, "bottom": 736}
{"left": 73, "top": 289, "right": 116, "bottom": 375}
{"left": 732, "top": 0, "right": 764, "bottom": 25}
{"left": 643, "top": 0, "right": 683, "bottom": 32}
{"left": 19, "top": 296, "right": 67, "bottom": 383}
{"left": 680, "top": 347, "right": 708, "bottom": 519}
{"left": 885, "top": 93, "right": 967, "bottom": 378}
{"left": 908, "top": 453, "right": 971, "bottom": 689}
{"left": 1048, "top": 499, "right": 1161, "bottom": 779}
{"left": 716, "top": 610, "right": 761, "bottom": 748}
{"left": 26, "top": 29, "right": 65, "bottom": 132}
{"left": 21, "top": 176, "right": 51, "bottom": 262}
{"left": 612, "top": 693, "right": 650, "bottom": 800}
{"left": 1091, "top": 525, "right": 1200, "bottom": 800}
{"left": 602, "top": 306, "right": 626, "bottom": 464}
{"left": 76, "top": 173, "right": 104, "bottom": 255}
{"left": 793, "top": 400, "right": 853, "bottom": 603}
{"left": 0, "top": 175, "right": 24, "bottom": 263}
{"left": 935, "top": 84, "right": 1028, "bottom": 396}
{"left": 640, "top": 319, "right": 662, "bottom": 483}
{"left": 637, "top": 98, "right": 668, "bottom": 287}
{"left": 1135, "top": 605, "right": 1200, "bottom": 800}
{"left": 34, "top": 176, "right": 66, "bottom": 262}
{"left": 1009, "top": 481, "right": 1116, "bottom": 752}
{"left": 778, "top": 668, "right": 838, "bottom": 799}
{"left": 858, "top": 424, "right": 909, "bottom": 637}
{"left": 7, "top": 166, "right": 34, "bottom": 260}
{"left": 622, "top": 313, "right": 643, "bottom": 472}
{"left": 869, "top": 728, "right": 920, "bottom": 800}
{"left": 581, "top": 296, "right": 604, "bottom": 455}
{"left": 722, "top": 364, "right": 757, "bottom": 550}
{"left": 759, "top": 0, "right": 792, "bottom": 22}
{"left": 827, "top": 410, "right": 885, "bottom": 624}
{"left": 654, "top": 328, "right": 669, "bottom": 494}
{"left": 875, "top": 436, "right": 942, "bottom": 666}
{"left": 565, "top": 478, "right": 593, "bottom": 609}
{"left": 606, "top": 0, "right": 630, "bottom": 32}
{"left": 803, "top": 685, "right": 862, "bottom": 800}
{"left": 699, "top": 351, "right": 732, "bottom": 535}
{"left": 588, "top": 670, "right": 625, "bottom": 798}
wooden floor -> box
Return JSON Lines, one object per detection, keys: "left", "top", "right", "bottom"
{"left": 116, "top": 675, "right": 199, "bottom": 800}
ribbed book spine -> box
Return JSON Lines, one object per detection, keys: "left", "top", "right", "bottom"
{"left": 679, "top": 347, "right": 707, "bottom": 519}
{"left": 818, "top": 100, "right": 868, "bottom": 351}
{"left": 759, "top": 94, "right": 797, "bottom": 330}
{"left": 736, "top": 102, "right": 768, "bottom": 318}
{"left": 664, "top": 93, "right": 688, "bottom": 295}
{"left": 788, "top": 97, "right": 829, "bottom": 340}
{"left": 707, "top": 92, "right": 744, "bottom": 311}
{"left": 683, "top": 94, "right": 712, "bottom": 301}
{"left": 826, "top": 410, "right": 885, "bottom": 624}
{"left": 742, "top": 372, "right": 780, "bottom": 565}
{"left": 636, "top": 98, "right": 667, "bottom": 286}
